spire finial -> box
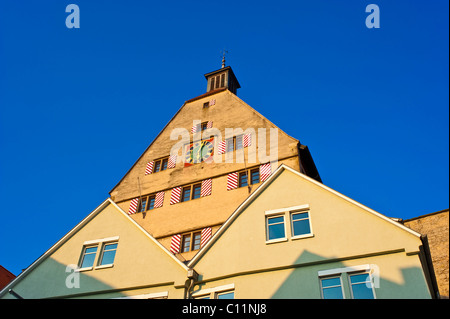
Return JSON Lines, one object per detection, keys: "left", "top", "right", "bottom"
{"left": 221, "top": 49, "right": 228, "bottom": 68}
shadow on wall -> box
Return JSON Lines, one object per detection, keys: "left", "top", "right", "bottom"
{"left": 2, "top": 258, "right": 128, "bottom": 299}
{"left": 270, "top": 250, "right": 431, "bottom": 299}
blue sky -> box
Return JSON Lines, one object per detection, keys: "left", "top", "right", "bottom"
{"left": 0, "top": 0, "right": 448, "bottom": 276}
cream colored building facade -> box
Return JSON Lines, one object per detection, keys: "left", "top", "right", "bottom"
{"left": 0, "top": 65, "right": 439, "bottom": 299}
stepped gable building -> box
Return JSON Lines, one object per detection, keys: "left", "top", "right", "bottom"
{"left": 0, "top": 62, "right": 440, "bottom": 299}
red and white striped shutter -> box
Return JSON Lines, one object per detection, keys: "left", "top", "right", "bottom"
{"left": 201, "top": 227, "right": 212, "bottom": 247}
{"left": 206, "top": 121, "right": 213, "bottom": 129}
{"left": 209, "top": 99, "right": 216, "bottom": 106}
{"left": 191, "top": 125, "right": 197, "bottom": 134}
{"left": 260, "top": 163, "right": 272, "bottom": 182}
{"left": 243, "top": 133, "right": 252, "bottom": 147}
{"left": 167, "top": 155, "right": 177, "bottom": 169}
{"left": 201, "top": 179, "right": 212, "bottom": 197}
{"left": 170, "top": 234, "right": 181, "bottom": 254}
{"left": 128, "top": 198, "right": 139, "bottom": 215}
{"left": 227, "top": 172, "right": 238, "bottom": 190}
{"left": 217, "top": 140, "right": 226, "bottom": 155}
{"left": 154, "top": 191, "right": 165, "bottom": 208}
{"left": 170, "top": 186, "right": 182, "bottom": 205}
{"left": 145, "top": 161, "right": 154, "bottom": 175}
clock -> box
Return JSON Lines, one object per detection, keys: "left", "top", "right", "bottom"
{"left": 185, "top": 138, "right": 214, "bottom": 166}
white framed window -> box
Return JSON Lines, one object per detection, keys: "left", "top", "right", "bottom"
{"left": 290, "top": 211, "right": 312, "bottom": 239}
{"left": 264, "top": 205, "right": 312, "bottom": 244}
{"left": 77, "top": 236, "right": 119, "bottom": 271}
{"left": 79, "top": 246, "right": 98, "bottom": 270}
{"left": 318, "top": 265, "right": 377, "bottom": 299}
{"left": 320, "top": 276, "right": 344, "bottom": 299}
{"left": 266, "top": 215, "right": 287, "bottom": 242}
{"left": 349, "top": 272, "right": 376, "bottom": 299}
{"left": 192, "top": 284, "right": 235, "bottom": 299}
{"left": 98, "top": 242, "right": 118, "bottom": 267}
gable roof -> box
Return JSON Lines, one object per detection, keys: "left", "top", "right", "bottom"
{"left": 109, "top": 88, "right": 301, "bottom": 195}
{"left": 187, "top": 164, "right": 421, "bottom": 267}
{"left": 0, "top": 198, "right": 188, "bottom": 298}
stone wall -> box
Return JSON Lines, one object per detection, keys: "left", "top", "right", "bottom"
{"left": 404, "top": 209, "right": 449, "bottom": 298}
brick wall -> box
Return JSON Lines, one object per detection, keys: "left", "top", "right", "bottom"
{"left": 404, "top": 209, "right": 449, "bottom": 298}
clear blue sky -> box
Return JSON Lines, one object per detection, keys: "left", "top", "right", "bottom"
{"left": 0, "top": 0, "right": 448, "bottom": 276}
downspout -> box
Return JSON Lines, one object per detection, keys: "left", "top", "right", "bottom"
{"left": 186, "top": 268, "right": 199, "bottom": 299}
{"left": 8, "top": 289, "right": 24, "bottom": 299}
{"left": 419, "top": 235, "right": 440, "bottom": 299}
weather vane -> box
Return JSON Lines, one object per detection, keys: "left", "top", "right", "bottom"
{"left": 221, "top": 49, "right": 228, "bottom": 68}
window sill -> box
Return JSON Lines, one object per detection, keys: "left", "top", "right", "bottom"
{"left": 76, "top": 267, "right": 93, "bottom": 272}
{"left": 291, "top": 233, "right": 314, "bottom": 241}
{"left": 95, "top": 264, "right": 114, "bottom": 270}
{"left": 265, "top": 238, "right": 288, "bottom": 245}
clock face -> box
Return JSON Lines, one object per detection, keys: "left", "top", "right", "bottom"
{"left": 185, "top": 138, "right": 214, "bottom": 166}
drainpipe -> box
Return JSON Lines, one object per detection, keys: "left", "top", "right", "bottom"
{"left": 186, "top": 268, "right": 199, "bottom": 299}
{"left": 8, "top": 289, "right": 23, "bottom": 299}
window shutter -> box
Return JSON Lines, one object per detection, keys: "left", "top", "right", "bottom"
{"left": 128, "top": 198, "right": 139, "bottom": 215}
{"left": 201, "top": 227, "right": 212, "bottom": 247}
{"left": 260, "top": 163, "right": 272, "bottom": 182}
{"left": 227, "top": 172, "right": 238, "bottom": 190}
{"left": 217, "top": 140, "right": 226, "bottom": 155}
{"left": 209, "top": 99, "right": 216, "bottom": 106}
{"left": 206, "top": 121, "right": 213, "bottom": 129}
{"left": 154, "top": 191, "right": 165, "bottom": 208}
{"left": 201, "top": 179, "right": 212, "bottom": 197}
{"left": 170, "top": 186, "right": 182, "bottom": 205}
{"left": 191, "top": 125, "right": 197, "bottom": 134}
{"left": 170, "top": 234, "right": 181, "bottom": 254}
{"left": 145, "top": 161, "right": 154, "bottom": 175}
{"left": 168, "top": 155, "right": 177, "bottom": 169}
{"left": 243, "top": 133, "right": 252, "bottom": 147}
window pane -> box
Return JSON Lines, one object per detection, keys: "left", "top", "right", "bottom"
{"left": 217, "top": 292, "right": 234, "bottom": 299}
{"left": 154, "top": 161, "right": 161, "bottom": 172}
{"left": 85, "top": 247, "right": 98, "bottom": 254}
{"left": 161, "top": 159, "right": 168, "bottom": 171}
{"left": 182, "top": 235, "right": 191, "bottom": 252}
{"left": 148, "top": 196, "right": 155, "bottom": 210}
{"left": 239, "top": 172, "right": 248, "bottom": 187}
{"left": 100, "top": 243, "right": 118, "bottom": 266}
{"left": 351, "top": 283, "right": 375, "bottom": 299}
{"left": 267, "top": 216, "right": 285, "bottom": 240}
{"left": 251, "top": 170, "right": 260, "bottom": 184}
{"left": 321, "top": 277, "right": 341, "bottom": 288}
{"left": 80, "top": 246, "right": 97, "bottom": 268}
{"left": 138, "top": 198, "right": 147, "bottom": 212}
{"left": 182, "top": 187, "right": 191, "bottom": 202}
{"left": 350, "top": 274, "right": 375, "bottom": 299}
{"left": 193, "top": 232, "right": 201, "bottom": 250}
{"left": 292, "top": 212, "right": 308, "bottom": 220}
{"left": 236, "top": 135, "right": 243, "bottom": 150}
{"left": 321, "top": 277, "right": 344, "bottom": 299}
{"left": 226, "top": 138, "right": 234, "bottom": 152}
{"left": 192, "top": 184, "right": 201, "bottom": 199}
{"left": 292, "top": 218, "right": 311, "bottom": 236}
{"left": 350, "top": 273, "right": 370, "bottom": 284}
{"left": 322, "top": 286, "right": 344, "bottom": 299}
{"left": 268, "top": 216, "right": 284, "bottom": 225}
